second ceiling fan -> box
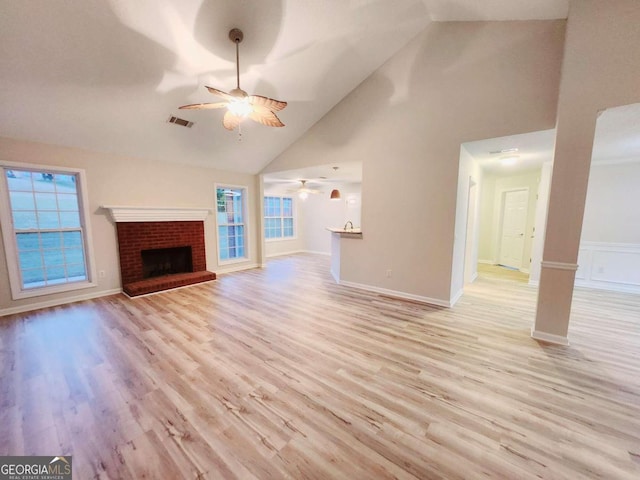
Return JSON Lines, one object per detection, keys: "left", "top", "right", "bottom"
{"left": 179, "top": 28, "right": 287, "bottom": 131}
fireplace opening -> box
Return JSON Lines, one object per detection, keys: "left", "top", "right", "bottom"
{"left": 141, "top": 246, "right": 193, "bottom": 278}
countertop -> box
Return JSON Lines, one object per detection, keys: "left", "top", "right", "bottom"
{"left": 326, "top": 227, "right": 363, "bottom": 237}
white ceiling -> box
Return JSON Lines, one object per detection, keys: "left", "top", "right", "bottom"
{"left": 1, "top": 0, "right": 569, "bottom": 175}
{"left": 463, "top": 102, "right": 640, "bottom": 175}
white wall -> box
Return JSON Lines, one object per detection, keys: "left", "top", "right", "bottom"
{"left": 451, "top": 145, "right": 482, "bottom": 301}
{"left": 0, "top": 136, "right": 260, "bottom": 315}
{"left": 478, "top": 169, "right": 541, "bottom": 273}
{"left": 574, "top": 160, "right": 640, "bottom": 293}
{"left": 263, "top": 183, "right": 362, "bottom": 257}
{"left": 299, "top": 183, "right": 362, "bottom": 255}
{"left": 264, "top": 20, "right": 565, "bottom": 306}
{"left": 582, "top": 161, "right": 640, "bottom": 243}
{"left": 529, "top": 162, "right": 553, "bottom": 283}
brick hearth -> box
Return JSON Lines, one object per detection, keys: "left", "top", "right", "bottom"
{"left": 116, "top": 221, "right": 215, "bottom": 296}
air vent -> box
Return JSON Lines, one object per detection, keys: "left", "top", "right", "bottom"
{"left": 167, "top": 115, "right": 194, "bottom": 128}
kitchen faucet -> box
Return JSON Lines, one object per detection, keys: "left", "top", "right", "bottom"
{"left": 344, "top": 220, "right": 354, "bottom": 231}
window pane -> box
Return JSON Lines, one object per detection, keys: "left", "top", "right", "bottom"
{"left": 13, "top": 210, "right": 38, "bottom": 230}
{"left": 57, "top": 193, "right": 79, "bottom": 211}
{"left": 64, "top": 248, "right": 84, "bottom": 265}
{"left": 46, "top": 266, "right": 67, "bottom": 282}
{"left": 41, "top": 232, "right": 62, "bottom": 249}
{"left": 19, "top": 251, "right": 43, "bottom": 270}
{"left": 217, "top": 187, "right": 246, "bottom": 260}
{"left": 263, "top": 196, "right": 294, "bottom": 240}
{"left": 22, "top": 268, "right": 45, "bottom": 286}
{"left": 35, "top": 192, "right": 57, "bottom": 210}
{"left": 283, "top": 198, "right": 293, "bottom": 216}
{"left": 67, "top": 263, "right": 86, "bottom": 278}
{"left": 6, "top": 170, "right": 33, "bottom": 191}
{"left": 43, "top": 249, "right": 65, "bottom": 267}
{"left": 33, "top": 173, "right": 56, "bottom": 192}
{"left": 37, "top": 211, "right": 60, "bottom": 229}
{"left": 3, "top": 167, "right": 91, "bottom": 292}
{"left": 62, "top": 231, "right": 82, "bottom": 247}
{"left": 59, "top": 211, "right": 80, "bottom": 228}
{"left": 54, "top": 174, "right": 77, "bottom": 193}
{"left": 17, "top": 232, "right": 40, "bottom": 251}
{"left": 284, "top": 218, "right": 294, "bottom": 237}
{"left": 9, "top": 191, "right": 35, "bottom": 210}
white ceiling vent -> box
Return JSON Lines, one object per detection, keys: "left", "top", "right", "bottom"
{"left": 167, "top": 115, "right": 194, "bottom": 128}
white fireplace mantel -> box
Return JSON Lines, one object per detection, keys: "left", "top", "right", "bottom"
{"left": 101, "top": 205, "right": 211, "bottom": 223}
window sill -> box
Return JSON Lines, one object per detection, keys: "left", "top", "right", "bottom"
{"left": 266, "top": 237, "right": 297, "bottom": 243}
{"left": 11, "top": 279, "right": 98, "bottom": 300}
{"left": 217, "top": 257, "right": 250, "bottom": 266}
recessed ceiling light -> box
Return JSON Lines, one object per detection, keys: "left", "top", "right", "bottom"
{"left": 500, "top": 155, "right": 519, "bottom": 166}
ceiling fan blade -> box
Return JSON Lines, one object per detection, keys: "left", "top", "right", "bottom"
{"left": 179, "top": 102, "right": 228, "bottom": 110}
{"left": 249, "top": 109, "right": 285, "bottom": 128}
{"left": 205, "top": 86, "right": 234, "bottom": 101}
{"left": 249, "top": 95, "right": 287, "bottom": 111}
{"left": 223, "top": 111, "right": 242, "bottom": 130}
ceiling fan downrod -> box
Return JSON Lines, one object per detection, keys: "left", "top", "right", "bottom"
{"left": 229, "top": 28, "right": 243, "bottom": 91}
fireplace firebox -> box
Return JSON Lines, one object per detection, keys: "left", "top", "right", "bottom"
{"left": 141, "top": 246, "right": 193, "bottom": 278}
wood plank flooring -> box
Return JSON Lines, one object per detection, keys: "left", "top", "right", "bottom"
{"left": 1, "top": 254, "right": 639, "bottom": 479}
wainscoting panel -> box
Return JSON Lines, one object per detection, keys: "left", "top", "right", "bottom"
{"left": 576, "top": 242, "right": 640, "bottom": 293}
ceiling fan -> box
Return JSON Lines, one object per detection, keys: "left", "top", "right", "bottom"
{"left": 179, "top": 28, "right": 287, "bottom": 131}
{"left": 288, "top": 180, "right": 322, "bottom": 199}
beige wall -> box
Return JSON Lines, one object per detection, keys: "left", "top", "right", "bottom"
{"left": 264, "top": 20, "right": 564, "bottom": 304}
{"left": 0, "top": 137, "right": 260, "bottom": 314}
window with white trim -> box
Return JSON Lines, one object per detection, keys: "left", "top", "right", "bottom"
{"left": 216, "top": 186, "right": 247, "bottom": 261}
{"left": 0, "top": 165, "right": 96, "bottom": 299}
{"left": 264, "top": 196, "right": 295, "bottom": 240}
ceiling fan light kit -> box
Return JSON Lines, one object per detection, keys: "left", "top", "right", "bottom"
{"left": 179, "top": 28, "right": 287, "bottom": 131}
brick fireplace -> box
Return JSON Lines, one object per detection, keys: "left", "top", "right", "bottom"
{"left": 104, "top": 207, "right": 216, "bottom": 296}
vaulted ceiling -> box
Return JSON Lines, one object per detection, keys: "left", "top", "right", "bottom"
{"left": 0, "top": 1, "right": 569, "bottom": 174}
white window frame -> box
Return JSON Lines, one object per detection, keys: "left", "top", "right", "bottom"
{"left": 214, "top": 183, "right": 249, "bottom": 265}
{"left": 0, "top": 161, "right": 98, "bottom": 300}
{"left": 264, "top": 195, "right": 297, "bottom": 241}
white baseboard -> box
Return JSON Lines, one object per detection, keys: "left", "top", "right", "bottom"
{"left": 216, "top": 263, "right": 260, "bottom": 274}
{"left": 574, "top": 279, "right": 640, "bottom": 294}
{"left": 265, "top": 250, "right": 304, "bottom": 258}
{"left": 338, "top": 279, "right": 451, "bottom": 308}
{"left": 531, "top": 328, "right": 569, "bottom": 346}
{"left": 302, "top": 250, "right": 331, "bottom": 256}
{"left": 0, "top": 288, "right": 122, "bottom": 317}
{"left": 478, "top": 259, "right": 495, "bottom": 265}
{"left": 330, "top": 268, "right": 339, "bottom": 284}
{"left": 449, "top": 288, "right": 464, "bottom": 307}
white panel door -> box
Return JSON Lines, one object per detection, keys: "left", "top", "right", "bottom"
{"left": 499, "top": 190, "right": 528, "bottom": 269}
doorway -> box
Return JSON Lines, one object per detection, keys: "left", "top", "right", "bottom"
{"left": 498, "top": 189, "right": 529, "bottom": 270}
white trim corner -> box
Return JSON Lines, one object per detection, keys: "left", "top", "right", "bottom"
{"left": 531, "top": 328, "right": 569, "bottom": 346}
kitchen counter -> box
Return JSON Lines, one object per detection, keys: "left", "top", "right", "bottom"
{"left": 326, "top": 227, "right": 363, "bottom": 238}
{"left": 327, "top": 227, "right": 362, "bottom": 283}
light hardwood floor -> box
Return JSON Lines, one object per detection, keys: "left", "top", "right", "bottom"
{"left": 1, "top": 254, "right": 639, "bottom": 479}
